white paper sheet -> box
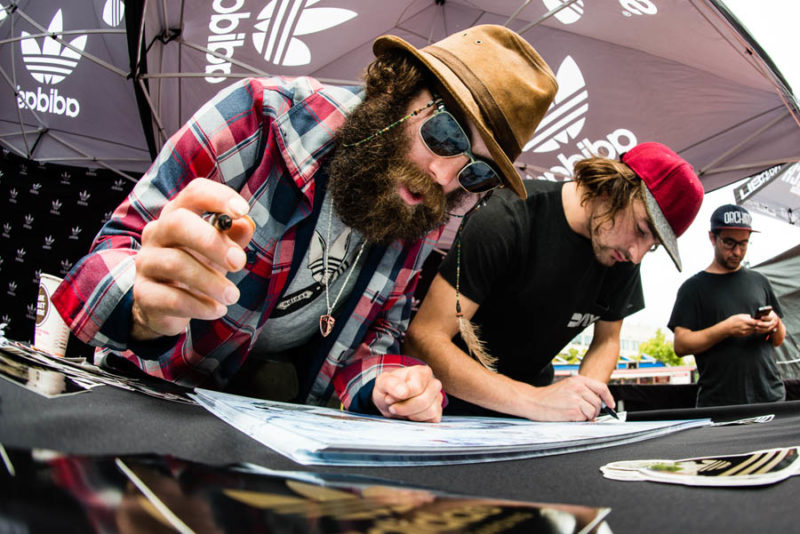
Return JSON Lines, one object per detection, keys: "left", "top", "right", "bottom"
{"left": 191, "top": 388, "right": 711, "bottom": 466}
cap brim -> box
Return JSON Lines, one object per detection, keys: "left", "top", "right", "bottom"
{"left": 711, "top": 226, "right": 759, "bottom": 233}
{"left": 374, "top": 35, "right": 527, "bottom": 199}
{"left": 641, "top": 182, "right": 682, "bottom": 271}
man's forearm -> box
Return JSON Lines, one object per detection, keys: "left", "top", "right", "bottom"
{"left": 674, "top": 324, "right": 729, "bottom": 356}
{"left": 578, "top": 320, "right": 622, "bottom": 382}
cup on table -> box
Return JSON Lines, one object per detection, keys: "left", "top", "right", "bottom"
{"left": 34, "top": 273, "right": 70, "bottom": 357}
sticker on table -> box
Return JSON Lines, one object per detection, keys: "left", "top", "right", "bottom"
{"left": 601, "top": 447, "right": 800, "bottom": 487}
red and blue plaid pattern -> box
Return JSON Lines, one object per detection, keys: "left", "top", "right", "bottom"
{"left": 52, "top": 77, "right": 441, "bottom": 409}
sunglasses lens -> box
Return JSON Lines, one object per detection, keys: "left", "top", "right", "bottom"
{"left": 420, "top": 113, "right": 470, "bottom": 156}
{"left": 459, "top": 162, "right": 501, "bottom": 193}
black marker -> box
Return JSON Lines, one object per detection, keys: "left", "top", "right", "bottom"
{"left": 600, "top": 402, "right": 619, "bottom": 420}
{"left": 202, "top": 212, "right": 233, "bottom": 231}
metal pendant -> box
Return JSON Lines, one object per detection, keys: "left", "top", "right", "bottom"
{"left": 320, "top": 314, "right": 335, "bottom": 337}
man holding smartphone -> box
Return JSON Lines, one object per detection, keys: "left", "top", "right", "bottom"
{"left": 669, "top": 204, "right": 786, "bottom": 407}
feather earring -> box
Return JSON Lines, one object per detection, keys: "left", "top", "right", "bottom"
{"left": 455, "top": 234, "right": 497, "bottom": 372}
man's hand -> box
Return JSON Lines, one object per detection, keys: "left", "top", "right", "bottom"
{"left": 131, "top": 179, "right": 255, "bottom": 340}
{"left": 521, "top": 375, "right": 615, "bottom": 422}
{"left": 754, "top": 310, "right": 779, "bottom": 335}
{"left": 724, "top": 313, "right": 759, "bottom": 337}
{"left": 372, "top": 365, "right": 443, "bottom": 422}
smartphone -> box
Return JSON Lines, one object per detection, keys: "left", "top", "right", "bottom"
{"left": 754, "top": 305, "right": 773, "bottom": 319}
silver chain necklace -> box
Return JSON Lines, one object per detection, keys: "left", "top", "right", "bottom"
{"left": 320, "top": 202, "right": 367, "bottom": 337}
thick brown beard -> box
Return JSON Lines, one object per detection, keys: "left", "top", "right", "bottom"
{"left": 328, "top": 94, "right": 468, "bottom": 244}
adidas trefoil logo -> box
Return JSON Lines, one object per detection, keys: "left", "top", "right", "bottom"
{"left": 26, "top": 303, "right": 37, "bottom": 321}
{"left": 7, "top": 281, "right": 17, "bottom": 296}
{"left": 60, "top": 259, "right": 74, "bottom": 275}
{"left": 23, "top": 214, "right": 34, "bottom": 229}
{"left": 524, "top": 56, "right": 588, "bottom": 154}
{"left": 205, "top": 0, "right": 357, "bottom": 82}
{"left": 15, "top": 248, "right": 26, "bottom": 263}
{"left": 619, "top": 0, "right": 657, "bottom": 17}
{"left": 543, "top": 0, "right": 585, "bottom": 24}
{"left": 251, "top": 1, "right": 357, "bottom": 67}
{"left": 51, "top": 199, "right": 62, "bottom": 215}
{"left": 102, "top": 0, "right": 125, "bottom": 27}
{"left": 9, "top": 188, "right": 18, "bottom": 203}
{"left": 112, "top": 178, "right": 125, "bottom": 191}
{"left": 60, "top": 171, "right": 71, "bottom": 185}
{"left": 2, "top": 223, "right": 10, "bottom": 237}
{"left": 20, "top": 9, "right": 87, "bottom": 84}
{"left": 43, "top": 235, "right": 55, "bottom": 249}
{"left": 69, "top": 226, "right": 82, "bottom": 240}
{"left": 30, "top": 183, "right": 42, "bottom": 195}
{"left": 78, "top": 190, "right": 91, "bottom": 205}
{"left": 33, "top": 269, "right": 42, "bottom": 283}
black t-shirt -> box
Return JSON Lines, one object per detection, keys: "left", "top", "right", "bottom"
{"left": 668, "top": 268, "right": 785, "bottom": 407}
{"left": 439, "top": 180, "right": 644, "bottom": 387}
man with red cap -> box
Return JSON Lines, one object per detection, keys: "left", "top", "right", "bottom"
{"left": 669, "top": 204, "right": 786, "bottom": 407}
{"left": 405, "top": 142, "right": 704, "bottom": 421}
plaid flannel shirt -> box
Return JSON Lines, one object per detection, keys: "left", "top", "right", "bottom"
{"left": 52, "top": 77, "right": 442, "bottom": 410}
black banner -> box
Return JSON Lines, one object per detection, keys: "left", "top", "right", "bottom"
{"left": 0, "top": 150, "right": 135, "bottom": 358}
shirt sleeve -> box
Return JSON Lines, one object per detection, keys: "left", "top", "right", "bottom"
{"left": 330, "top": 230, "right": 449, "bottom": 412}
{"left": 668, "top": 278, "right": 701, "bottom": 332}
{"left": 51, "top": 78, "right": 279, "bottom": 353}
{"left": 598, "top": 264, "right": 645, "bottom": 321}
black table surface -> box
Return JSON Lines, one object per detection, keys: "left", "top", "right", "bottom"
{"left": 2, "top": 377, "right": 799, "bottom": 533}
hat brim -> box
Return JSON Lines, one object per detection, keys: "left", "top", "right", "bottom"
{"left": 374, "top": 35, "right": 527, "bottom": 199}
{"left": 641, "top": 181, "right": 682, "bottom": 271}
{"left": 711, "top": 226, "right": 759, "bottom": 233}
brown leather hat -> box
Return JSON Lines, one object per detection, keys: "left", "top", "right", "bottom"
{"left": 374, "top": 25, "right": 558, "bottom": 199}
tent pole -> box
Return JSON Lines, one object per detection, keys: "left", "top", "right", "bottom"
{"left": 517, "top": 0, "right": 581, "bottom": 34}
{"left": 699, "top": 112, "right": 787, "bottom": 175}
{"left": 46, "top": 132, "right": 141, "bottom": 182}
{"left": 504, "top": 1, "right": 533, "bottom": 27}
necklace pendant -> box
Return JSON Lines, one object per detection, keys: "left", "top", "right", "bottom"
{"left": 320, "top": 314, "right": 335, "bottom": 337}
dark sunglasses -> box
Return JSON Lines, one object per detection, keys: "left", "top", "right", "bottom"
{"left": 343, "top": 98, "right": 503, "bottom": 194}
{"left": 419, "top": 101, "right": 503, "bottom": 194}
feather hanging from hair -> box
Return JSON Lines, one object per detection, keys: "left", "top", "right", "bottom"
{"left": 457, "top": 316, "right": 497, "bottom": 372}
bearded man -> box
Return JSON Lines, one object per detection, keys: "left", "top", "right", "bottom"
{"left": 51, "top": 25, "right": 557, "bottom": 422}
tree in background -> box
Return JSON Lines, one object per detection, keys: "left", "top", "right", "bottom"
{"left": 638, "top": 328, "right": 682, "bottom": 366}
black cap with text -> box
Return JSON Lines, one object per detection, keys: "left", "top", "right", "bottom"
{"left": 710, "top": 204, "right": 758, "bottom": 232}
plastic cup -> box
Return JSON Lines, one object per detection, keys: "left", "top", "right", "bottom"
{"left": 34, "top": 273, "right": 70, "bottom": 357}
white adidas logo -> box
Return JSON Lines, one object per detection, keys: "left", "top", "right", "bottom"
{"left": 252, "top": 0, "right": 356, "bottom": 66}
{"left": 524, "top": 55, "right": 639, "bottom": 180}
{"left": 205, "top": 0, "right": 356, "bottom": 82}
{"left": 102, "top": 0, "right": 125, "bottom": 27}
{"left": 543, "top": 0, "right": 585, "bottom": 25}
{"left": 20, "top": 9, "right": 86, "bottom": 85}
{"left": 544, "top": 0, "right": 657, "bottom": 22}
{"left": 524, "top": 56, "right": 588, "bottom": 154}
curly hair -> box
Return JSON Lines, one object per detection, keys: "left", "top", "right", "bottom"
{"left": 362, "top": 50, "right": 432, "bottom": 101}
{"left": 573, "top": 156, "right": 644, "bottom": 230}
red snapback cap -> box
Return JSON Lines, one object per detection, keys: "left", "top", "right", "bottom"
{"left": 622, "top": 142, "right": 704, "bottom": 271}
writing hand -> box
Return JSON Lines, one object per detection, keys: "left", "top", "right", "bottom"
{"left": 523, "top": 375, "right": 615, "bottom": 422}
{"left": 132, "top": 179, "right": 255, "bottom": 340}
